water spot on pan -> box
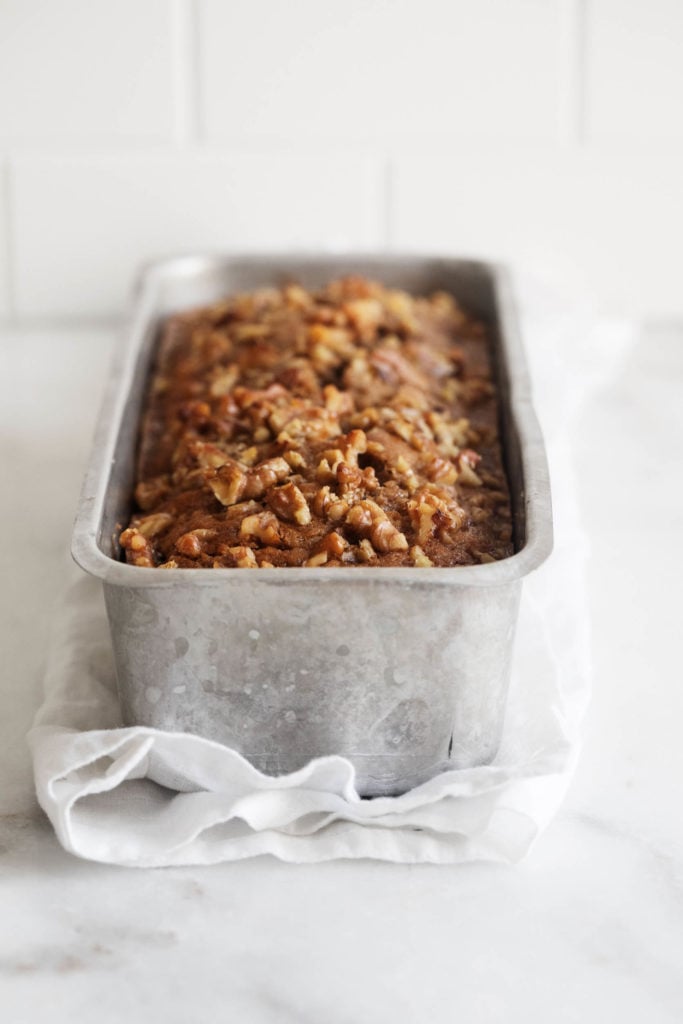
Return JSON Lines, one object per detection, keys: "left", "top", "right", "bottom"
{"left": 371, "top": 699, "right": 431, "bottom": 750}
{"left": 122, "top": 593, "right": 158, "bottom": 629}
{"left": 174, "top": 637, "right": 189, "bottom": 658}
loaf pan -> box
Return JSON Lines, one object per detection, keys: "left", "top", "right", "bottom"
{"left": 72, "top": 254, "right": 553, "bottom": 797}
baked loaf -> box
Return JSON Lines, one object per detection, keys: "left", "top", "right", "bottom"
{"left": 120, "top": 277, "right": 513, "bottom": 568}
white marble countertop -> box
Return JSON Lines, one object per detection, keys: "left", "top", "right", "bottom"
{"left": 1, "top": 318, "right": 682, "bottom": 1023}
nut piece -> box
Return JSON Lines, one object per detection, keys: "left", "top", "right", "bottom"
{"left": 190, "top": 442, "right": 231, "bottom": 470}
{"left": 284, "top": 450, "right": 306, "bottom": 470}
{"left": 305, "top": 551, "right": 329, "bottom": 567}
{"left": 473, "top": 550, "right": 496, "bottom": 564}
{"left": 119, "top": 527, "right": 155, "bottom": 567}
{"left": 345, "top": 499, "right": 408, "bottom": 553}
{"left": 356, "top": 538, "right": 377, "bottom": 563}
{"left": 243, "top": 457, "right": 291, "bottom": 499}
{"left": 206, "top": 456, "right": 290, "bottom": 506}
{"left": 267, "top": 482, "right": 311, "bottom": 525}
{"left": 176, "top": 528, "right": 216, "bottom": 559}
{"left": 456, "top": 449, "right": 483, "bottom": 487}
{"left": 410, "top": 545, "right": 434, "bottom": 567}
{"left": 206, "top": 461, "right": 247, "bottom": 506}
{"left": 423, "top": 454, "right": 457, "bottom": 486}
{"left": 240, "top": 511, "right": 281, "bottom": 546}
{"left": 315, "top": 531, "right": 348, "bottom": 559}
{"left": 343, "top": 297, "right": 383, "bottom": 333}
{"left": 209, "top": 364, "right": 240, "bottom": 397}
{"left": 136, "top": 512, "right": 173, "bottom": 538}
{"left": 408, "top": 488, "right": 466, "bottom": 546}
{"left": 323, "top": 384, "right": 354, "bottom": 416}
{"left": 226, "top": 545, "right": 258, "bottom": 568}
{"left": 312, "top": 485, "right": 349, "bottom": 522}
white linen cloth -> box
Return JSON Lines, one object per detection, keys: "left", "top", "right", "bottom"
{"left": 29, "top": 281, "right": 626, "bottom": 866}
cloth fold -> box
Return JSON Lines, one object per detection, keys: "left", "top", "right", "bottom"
{"left": 30, "top": 281, "right": 621, "bottom": 866}
{"left": 30, "top": 633, "right": 573, "bottom": 865}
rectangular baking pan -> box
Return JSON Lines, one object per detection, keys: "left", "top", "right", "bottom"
{"left": 72, "top": 254, "right": 553, "bottom": 797}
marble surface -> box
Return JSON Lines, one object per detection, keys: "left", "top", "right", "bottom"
{"left": 1, "top": 319, "right": 682, "bottom": 1023}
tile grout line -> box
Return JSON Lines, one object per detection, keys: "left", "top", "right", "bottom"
{"left": 557, "top": 0, "right": 588, "bottom": 148}
{"left": 171, "top": 0, "right": 202, "bottom": 148}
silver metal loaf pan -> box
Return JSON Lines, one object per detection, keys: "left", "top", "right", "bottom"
{"left": 72, "top": 254, "right": 553, "bottom": 797}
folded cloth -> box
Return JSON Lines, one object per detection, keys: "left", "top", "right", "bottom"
{"left": 29, "top": 279, "right": 617, "bottom": 867}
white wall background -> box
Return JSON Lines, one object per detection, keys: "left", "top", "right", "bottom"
{"left": 0, "top": 0, "right": 682, "bottom": 320}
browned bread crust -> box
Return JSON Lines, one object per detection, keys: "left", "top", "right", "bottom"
{"left": 120, "top": 277, "right": 513, "bottom": 569}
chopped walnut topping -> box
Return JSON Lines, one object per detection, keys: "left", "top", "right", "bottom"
{"left": 243, "top": 457, "right": 291, "bottom": 498}
{"left": 240, "top": 445, "right": 259, "bottom": 466}
{"left": 473, "top": 550, "right": 496, "bottom": 564}
{"left": 345, "top": 499, "right": 409, "bottom": 553}
{"left": 277, "top": 408, "right": 342, "bottom": 445}
{"left": 206, "top": 460, "right": 247, "bottom": 506}
{"left": 267, "top": 482, "right": 311, "bottom": 525}
{"left": 176, "top": 529, "right": 216, "bottom": 558}
{"left": 119, "top": 527, "right": 155, "bottom": 567}
{"left": 209, "top": 365, "right": 240, "bottom": 397}
{"left": 188, "top": 441, "right": 231, "bottom": 470}
{"left": 284, "top": 449, "right": 306, "bottom": 469}
{"left": 206, "top": 456, "right": 290, "bottom": 507}
{"left": 408, "top": 488, "right": 466, "bottom": 546}
{"left": 323, "top": 384, "right": 354, "bottom": 416}
{"left": 305, "top": 550, "right": 329, "bottom": 567}
{"left": 240, "top": 511, "right": 281, "bottom": 547}
{"left": 321, "top": 530, "right": 348, "bottom": 557}
{"left": 456, "top": 449, "right": 483, "bottom": 487}
{"left": 356, "top": 538, "right": 377, "bottom": 564}
{"left": 121, "top": 276, "right": 512, "bottom": 568}
{"left": 136, "top": 512, "right": 173, "bottom": 538}
{"left": 343, "top": 297, "right": 384, "bottom": 338}
{"left": 226, "top": 545, "right": 258, "bottom": 568}
{"left": 423, "top": 454, "right": 458, "bottom": 486}
{"left": 410, "top": 545, "right": 434, "bottom": 567}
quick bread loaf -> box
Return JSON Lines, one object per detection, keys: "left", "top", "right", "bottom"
{"left": 119, "top": 276, "right": 513, "bottom": 568}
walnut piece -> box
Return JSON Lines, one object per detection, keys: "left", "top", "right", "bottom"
{"left": 240, "top": 511, "right": 281, "bottom": 546}
{"left": 267, "top": 482, "right": 311, "bottom": 525}
{"left": 345, "top": 499, "right": 408, "bottom": 553}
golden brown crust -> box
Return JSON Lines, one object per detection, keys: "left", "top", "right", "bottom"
{"left": 120, "top": 277, "right": 513, "bottom": 568}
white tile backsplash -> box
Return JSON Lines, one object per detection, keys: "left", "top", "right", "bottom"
{"left": 199, "top": 0, "right": 560, "bottom": 145}
{"left": 11, "top": 154, "right": 383, "bottom": 317}
{"left": 587, "top": 0, "right": 683, "bottom": 140}
{"left": 0, "top": 163, "right": 9, "bottom": 317}
{"left": 0, "top": 0, "right": 177, "bottom": 144}
{"left": 393, "top": 147, "right": 683, "bottom": 316}
{"left": 1, "top": 0, "right": 682, "bottom": 317}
